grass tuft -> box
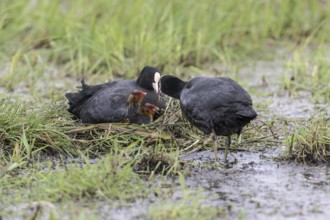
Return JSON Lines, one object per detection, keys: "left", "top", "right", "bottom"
{"left": 0, "top": 99, "right": 75, "bottom": 160}
{"left": 287, "top": 115, "right": 330, "bottom": 163}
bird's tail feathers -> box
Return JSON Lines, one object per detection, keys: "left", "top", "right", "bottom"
{"left": 65, "top": 93, "right": 81, "bottom": 105}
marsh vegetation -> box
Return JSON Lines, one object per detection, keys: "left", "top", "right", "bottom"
{"left": 0, "top": 1, "right": 329, "bottom": 219}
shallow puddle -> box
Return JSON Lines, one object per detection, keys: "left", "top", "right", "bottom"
{"left": 181, "top": 148, "right": 330, "bottom": 220}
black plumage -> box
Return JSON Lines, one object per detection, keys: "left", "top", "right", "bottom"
{"left": 65, "top": 66, "right": 165, "bottom": 124}
{"left": 160, "top": 75, "right": 257, "bottom": 163}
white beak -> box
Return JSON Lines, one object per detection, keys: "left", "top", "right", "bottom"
{"left": 152, "top": 72, "right": 161, "bottom": 93}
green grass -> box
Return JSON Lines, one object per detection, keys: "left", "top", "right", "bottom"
{"left": 1, "top": 1, "right": 330, "bottom": 91}
{"left": 0, "top": 99, "right": 75, "bottom": 159}
{"left": 0, "top": 154, "right": 146, "bottom": 219}
{"left": 282, "top": 47, "right": 330, "bottom": 103}
{"left": 287, "top": 115, "right": 330, "bottom": 163}
{"left": 0, "top": 154, "right": 145, "bottom": 203}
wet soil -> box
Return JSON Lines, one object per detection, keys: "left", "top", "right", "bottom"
{"left": 182, "top": 149, "right": 330, "bottom": 220}
{"left": 105, "top": 147, "right": 329, "bottom": 220}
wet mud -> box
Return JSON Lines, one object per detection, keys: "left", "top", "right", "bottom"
{"left": 182, "top": 149, "right": 330, "bottom": 220}
{"left": 107, "top": 148, "right": 330, "bottom": 220}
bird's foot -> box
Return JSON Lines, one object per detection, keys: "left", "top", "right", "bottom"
{"left": 223, "top": 157, "right": 238, "bottom": 168}
{"left": 220, "top": 152, "right": 238, "bottom": 168}
{"left": 228, "top": 151, "right": 238, "bottom": 164}
{"left": 213, "top": 157, "right": 237, "bottom": 169}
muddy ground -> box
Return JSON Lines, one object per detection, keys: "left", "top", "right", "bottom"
{"left": 183, "top": 150, "right": 330, "bottom": 220}
{"left": 108, "top": 149, "right": 330, "bottom": 220}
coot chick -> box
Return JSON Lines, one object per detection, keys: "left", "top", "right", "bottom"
{"left": 126, "top": 90, "right": 159, "bottom": 124}
{"left": 130, "top": 102, "right": 160, "bottom": 124}
{"left": 65, "top": 66, "right": 165, "bottom": 123}
{"left": 160, "top": 75, "right": 257, "bottom": 163}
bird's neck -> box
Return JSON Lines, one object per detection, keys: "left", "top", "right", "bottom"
{"left": 171, "top": 81, "right": 187, "bottom": 99}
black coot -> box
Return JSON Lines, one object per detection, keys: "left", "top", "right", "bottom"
{"left": 65, "top": 66, "right": 165, "bottom": 124}
{"left": 160, "top": 75, "right": 257, "bottom": 163}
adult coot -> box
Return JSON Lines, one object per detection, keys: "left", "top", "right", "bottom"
{"left": 65, "top": 66, "right": 165, "bottom": 124}
{"left": 160, "top": 75, "right": 257, "bottom": 163}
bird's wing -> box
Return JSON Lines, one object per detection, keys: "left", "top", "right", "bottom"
{"left": 66, "top": 80, "right": 118, "bottom": 114}
{"left": 78, "top": 85, "right": 132, "bottom": 123}
{"left": 181, "top": 77, "right": 252, "bottom": 110}
{"left": 180, "top": 77, "right": 255, "bottom": 121}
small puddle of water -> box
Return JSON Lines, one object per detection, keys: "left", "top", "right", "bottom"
{"left": 181, "top": 148, "right": 330, "bottom": 220}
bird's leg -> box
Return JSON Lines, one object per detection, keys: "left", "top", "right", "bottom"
{"left": 224, "top": 136, "right": 238, "bottom": 165}
{"left": 223, "top": 136, "right": 230, "bottom": 163}
{"left": 212, "top": 133, "right": 217, "bottom": 162}
{"left": 237, "top": 133, "right": 242, "bottom": 144}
